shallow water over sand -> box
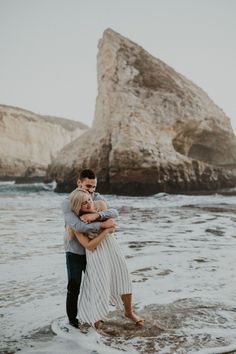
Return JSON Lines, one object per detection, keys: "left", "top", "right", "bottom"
{"left": 1, "top": 183, "right": 236, "bottom": 354}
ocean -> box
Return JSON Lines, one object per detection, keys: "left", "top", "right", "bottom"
{"left": 1, "top": 181, "right": 236, "bottom": 354}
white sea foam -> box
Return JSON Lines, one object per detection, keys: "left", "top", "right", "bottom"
{"left": 0, "top": 180, "right": 15, "bottom": 185}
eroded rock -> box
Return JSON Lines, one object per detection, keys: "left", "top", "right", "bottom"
{"left": 48, "top": 28, "right": 236, "bottom": 195}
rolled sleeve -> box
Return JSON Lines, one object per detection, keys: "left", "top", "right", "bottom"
{"left": 98, "top": 208, "right": 119, "bottom": 220}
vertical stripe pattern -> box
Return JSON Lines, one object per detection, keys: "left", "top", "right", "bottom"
{"left": 78, "top": 235, "right": 132, "bottom": 326}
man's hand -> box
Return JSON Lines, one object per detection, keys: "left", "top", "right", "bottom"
{"left": 80, "top": 213, "right": 99, "bottom": 224}
{"left": 100, "top": 218, "right": 116, "bottom": 229}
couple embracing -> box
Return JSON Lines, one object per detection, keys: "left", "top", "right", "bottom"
{"left": 62, "top": 169, "right": 144, "bottom": 331}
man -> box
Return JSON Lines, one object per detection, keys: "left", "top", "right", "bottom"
{"left": 62, "top": 169, "right": 118, "bottom": 328}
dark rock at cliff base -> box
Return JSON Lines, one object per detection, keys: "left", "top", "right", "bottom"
{"left": 47, "top": 28, "right": 236, "bottom": 195}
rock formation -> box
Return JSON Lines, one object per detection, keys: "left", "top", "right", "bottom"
{"left": 0, "top": 105, "right": 88, "bottom": 180}
{"left": 47, "top": 28, "right": 236, "bottom": 195}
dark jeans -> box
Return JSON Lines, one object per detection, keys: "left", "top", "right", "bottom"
{"left": 66, "top": 252, "right": 86, "bottom": 324}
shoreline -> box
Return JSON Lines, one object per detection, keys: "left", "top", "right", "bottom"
{"left": 0, "top": 177, "right": 236, "bottom": 196}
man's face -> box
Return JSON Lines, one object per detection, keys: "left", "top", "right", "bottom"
{"left": 77, "top": 177, "right": 97, "bottom": 194}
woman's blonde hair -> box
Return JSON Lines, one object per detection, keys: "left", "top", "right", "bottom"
{"left": 69, "top": 188, "right": 90, "bottom": 216}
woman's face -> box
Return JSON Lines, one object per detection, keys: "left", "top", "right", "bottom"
{"left": 81, "top": 194, "right": 94, "bottom": 213}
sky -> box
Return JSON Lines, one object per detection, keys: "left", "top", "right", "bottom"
{"left": 0, "top": 0, "right": 236, "bottom": 132}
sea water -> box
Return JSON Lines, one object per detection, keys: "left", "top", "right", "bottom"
{"left": 1, "top": 182, "right": 236, "bottom": 354}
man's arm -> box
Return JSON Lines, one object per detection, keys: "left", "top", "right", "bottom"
{"left": 93, "top": 192, "right": 119, "bottom": 220}
{"left": 98, "top": 208, "right": 118, "bottom": 220}
{"left": 80, "top": 208, "right": 119, "bottom": 224}
{"left": 62, "top": 198, "right": 101, "bottom": 234}
{"left": 93, "top": 192, "right": 118, "bottom": 213}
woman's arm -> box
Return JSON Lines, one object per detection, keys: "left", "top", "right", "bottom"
{"left": 68, "top": 227, "right": 114, "bottom": 251}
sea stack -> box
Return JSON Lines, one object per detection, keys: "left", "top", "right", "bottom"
{"left": 47, "top": 28, "right": 236, "bottom": 195}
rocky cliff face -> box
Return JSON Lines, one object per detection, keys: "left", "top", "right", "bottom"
{"left": 0, "top": 105, "right": 88, "bottom": 179}
{"left": 48, "top": 28, "right": 236, "bottom": 195}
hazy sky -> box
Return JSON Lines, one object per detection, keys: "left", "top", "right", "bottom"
{"left": 0, "top": 0, "right": 236, "bottom": 132}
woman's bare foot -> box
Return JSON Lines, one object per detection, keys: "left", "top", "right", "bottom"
{"left": 125, "top": 312, "right": 145, "bottom": 326}
{"left": 94, "top": 320, "right": 103, "bottom": 330}
{"left": 94, "top": 320, "right": 110, "bottom": 336}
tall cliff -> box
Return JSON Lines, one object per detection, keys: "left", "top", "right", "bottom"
{"left": 47, "top": 29, "right": 236, "bottom": 195}
{"left": 0, "top": 105, "right": 88, "bottom": 179}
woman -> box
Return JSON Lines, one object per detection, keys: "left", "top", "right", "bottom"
{"left": 67, "top": 188, "right": 144, "bottom": 330}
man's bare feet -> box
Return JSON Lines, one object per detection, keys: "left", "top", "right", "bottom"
{"left": 125, "top": 312, "right": 145, "bottom": 326}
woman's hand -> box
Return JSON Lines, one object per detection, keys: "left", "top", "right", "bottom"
{"left": 104, "top": 226, "right": 115, "bottom": 235}
{"left": 100, "top": 218, "right": 116, "bottom": 229}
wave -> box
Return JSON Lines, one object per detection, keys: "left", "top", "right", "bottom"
{"left": 216, "top": 187, "right": 236, "bottom": 196}
{"left": 153, "top": 187, "right": 236, "bottom": 198}
{"left": 0, "top": 180, "right": 15, "bottom": 186}
{"left": 0, "top": 180, "right": 57, "bottom": 193}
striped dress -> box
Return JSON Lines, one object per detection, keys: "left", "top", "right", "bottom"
{"left": 77, "top": 234, "right": 132, "bottom": 326}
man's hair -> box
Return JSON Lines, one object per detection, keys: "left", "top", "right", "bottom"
{"left": 79, "top": 169, "right": 96, "bottom": 181}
